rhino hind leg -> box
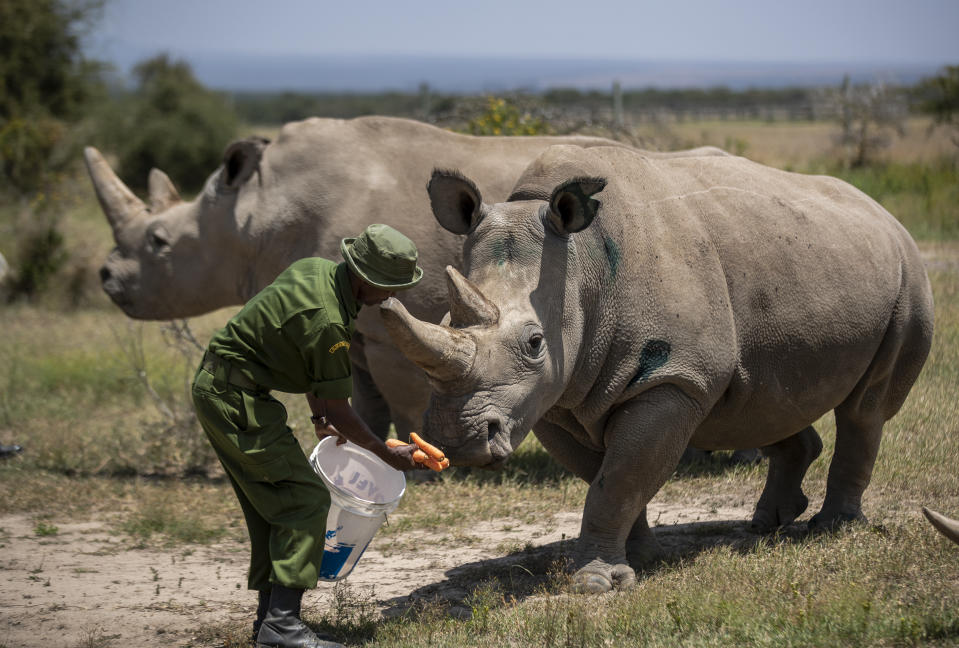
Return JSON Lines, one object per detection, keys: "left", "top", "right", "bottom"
{"left": 810, "top": 280, "right": 933, "bottom": 533}
{"left": 809, "top": 408, "right": 881, "bottom": 532}
{"left": 750, "top": 426, "right": 823, "bottom": 533}
{"left": 350, "top": 363, "right": 393, "bottom": 441}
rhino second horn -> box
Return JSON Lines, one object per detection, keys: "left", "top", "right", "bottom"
{"left": 83, "top": 146, "right": 146, "bottom": 230}
{"left": 446, "top": 266, "right": 499, "bottom": 328}
{"left": 380, "top": 297, "right": 476, "bottom": 383}
{"left": 148, "top": 168, "right": 181, "bottom": 212}
{"left": 923, "top": 507, "right": 959, "bottom": 545}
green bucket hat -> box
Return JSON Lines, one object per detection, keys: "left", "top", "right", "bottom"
{"left": 341, "top": 224, "right": 424, "bottom": 290}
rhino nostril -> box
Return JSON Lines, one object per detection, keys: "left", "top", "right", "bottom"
{"left": 486, "top": 417, "right": 501, "bottom": 442}
{"left": 99, "top": 266, "right": 111, "bottom": 283}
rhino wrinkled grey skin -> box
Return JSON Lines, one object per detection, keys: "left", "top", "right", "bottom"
{"left": 85, "top": 116, "right": 647, "bottom": 439}
{"left": 380, "top": 144, "right": 935, "bottom": 592}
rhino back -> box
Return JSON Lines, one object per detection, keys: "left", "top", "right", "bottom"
{"left": 520, "top": 146, "right": 930, "bottom": 446}
{"left": 247, "top": 118, "right": 620, "bottom": 326}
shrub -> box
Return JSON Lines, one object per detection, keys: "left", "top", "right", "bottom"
{"left": 108, "top": 55, "right": 239, "bottom": 193}
{"left": 463, "top": 96, "right": 550, "bottom": 136}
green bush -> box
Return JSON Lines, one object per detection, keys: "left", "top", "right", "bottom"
{"left": 462, "top": 97, "right": 550, "bottom": 136}
{"left": 827, "top": 157, "right": 959, "bottom": 240}
{"left": 108, "top": 55, "right": 238, "bottom": 193}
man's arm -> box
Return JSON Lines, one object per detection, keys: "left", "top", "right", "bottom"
{"left": 306, "top": 393, "right": 416, "bottom": 471}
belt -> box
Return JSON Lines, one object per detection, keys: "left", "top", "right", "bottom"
{"left": 202, "top": 351, "right": 270, "bottom": 394}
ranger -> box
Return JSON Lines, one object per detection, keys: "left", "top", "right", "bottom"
{"left": 192, "top": 224, "right": 421, "bottom": 648}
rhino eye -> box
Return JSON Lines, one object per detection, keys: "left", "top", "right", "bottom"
{"left": 521, "top": 325, "right": 546, "bottom": 359}
{"left": 146, "top": 225, "right": 170, "bottom": 254}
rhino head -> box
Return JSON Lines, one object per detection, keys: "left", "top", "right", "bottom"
{"left": 84, "top": 137, "right": 270, "bottom": 319}
{"left": 380, "top": 169, "right": 606, "bottom": 468}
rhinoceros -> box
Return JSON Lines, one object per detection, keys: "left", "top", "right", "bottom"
{"left": 85, "top": 116, "right": 658, "bottom": 438}
{"left": 380, "top": 143, "right": 935, "bottom": 592}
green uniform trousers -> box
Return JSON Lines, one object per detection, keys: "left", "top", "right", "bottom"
{"left": 191, "top": 362, "right": 330, "bottom": 591}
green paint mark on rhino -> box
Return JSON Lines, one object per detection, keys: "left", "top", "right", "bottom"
{"left": 491, "top": 233, "right": 516, "bottom": 267}
{"left": 603, "top": 236, "right": 621, "bottom": 281}
{"left": 628, "top": 339, "right": 671, "bottom": 386}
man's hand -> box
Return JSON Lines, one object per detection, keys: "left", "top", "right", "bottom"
{"left": 383, "top": 443, "right": 418, "bottom": 471}
{"left": 314, "top": 416, "right": 347, "bottom": 445}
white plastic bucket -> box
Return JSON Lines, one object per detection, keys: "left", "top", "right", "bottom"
{"left": 309, "top": 436, "right": 406, "bottom": 581}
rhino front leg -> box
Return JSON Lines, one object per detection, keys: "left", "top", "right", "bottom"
{"left": 574, "top": 385, "right": 702, "bottom": 593}
{"left": 750, "top": 425, "right": 823, "bottom": 533}
{"left": 533, "top": 419, "right": 665, "bottom": 571}
{"left": 532, "top": 417, "right": 603, "bottom": 482}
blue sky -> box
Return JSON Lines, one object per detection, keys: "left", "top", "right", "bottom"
{"left": 84, "top": 0, "right": 959, "bottom": 91}
{"left": 89, "top": 0, "right": 959, "bottom": 64}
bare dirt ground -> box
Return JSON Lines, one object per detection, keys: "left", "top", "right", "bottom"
{"left": 0, "top": 498, "right": 755, "bottom": 648}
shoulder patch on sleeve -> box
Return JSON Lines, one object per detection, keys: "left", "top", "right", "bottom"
{"left": 329, "top": 340, "right": 350, "bottom": 354}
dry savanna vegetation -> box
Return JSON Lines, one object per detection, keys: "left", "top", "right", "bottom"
{"left": 1, "top": 116, "right": 958, "bottom": 648}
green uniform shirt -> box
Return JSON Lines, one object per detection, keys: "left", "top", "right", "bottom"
{"left": 208, "top": 258, "right": 359, "bottom": 399}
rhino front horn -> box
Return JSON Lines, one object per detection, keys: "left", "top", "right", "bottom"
{"left": 923, "top": 507, "right": 959, "bottom": 545}
{"left": 380, "top": 297, "right": 476, "bottom": 383}
{"left": 83, "top": 146, "right": 146, "bottom": 231}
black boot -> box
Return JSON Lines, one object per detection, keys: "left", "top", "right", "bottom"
{"left": 255, "top": 585, "right": 344, "bottom": 648}
{"left": 251, "top": 589, "right": 271, "bottom": 646}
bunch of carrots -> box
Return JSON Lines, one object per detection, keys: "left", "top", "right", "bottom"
{"left": 387, "top": 433, "right": 450, "bottom": 471}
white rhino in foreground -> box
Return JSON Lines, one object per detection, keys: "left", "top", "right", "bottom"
{"left": 381, "top": 144, "right": 935, "bottom": 592}
{"left": 85, "top": 116, "right": 644, "bottom": 438}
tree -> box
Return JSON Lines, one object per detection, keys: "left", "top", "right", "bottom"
{"left": 111, "top": 54, "right": 239, "bottom": 193}
{"left": 914, "top": 65, "right": 959, "bottom": 147}
{"left": 0, "top": 0, "right": 105, "bottom": 193}
{"left": 831, "top": 75, "right": 906, "bottom": 168}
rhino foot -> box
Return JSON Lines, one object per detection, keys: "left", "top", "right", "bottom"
{"left": 750, "top": 493, "right": 809, "bottom": 534}
{"left": 808, "top": 508, "right": 867, "bottom": 534}
{"left": 625, "top": 535, "right": 666, "bottom": 569}
{"left": 570, "top": 558, "right": 636, "bottom": 594}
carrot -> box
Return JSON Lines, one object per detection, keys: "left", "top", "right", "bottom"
{"left": 410, "top": 432, "right": 445, "bottom": 461}
{"left": 385, "top": 439, "right": 410, "bottom": 448}
{"left": 412, "top": 449, "right": 445, "bottom": 471}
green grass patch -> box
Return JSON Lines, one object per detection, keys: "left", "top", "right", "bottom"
{"left": 824, "top": 157, "right": 959, "bottom": 241}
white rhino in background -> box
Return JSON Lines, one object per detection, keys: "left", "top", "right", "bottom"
{"left": 381, "top": 144, "right": 935, "bottom": 592}
{"left": 86, "top": 116, "right": 681, "bottom": 438}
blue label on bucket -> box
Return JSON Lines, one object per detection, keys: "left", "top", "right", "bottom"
{"left": 319, "top": 543, "right": 355, "bottom": 580}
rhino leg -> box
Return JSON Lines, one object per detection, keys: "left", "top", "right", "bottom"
{"left": 573, "top": 385, "right": 701, "bottom": 593}
{"left": 354, "top": 334, "right": 432, "bottom": 441}
{"left": 533, "top": 420, "right": 665, "bottom": 571}
{"left": 532, "top": 418, "right": 603, "bottom": 482}
{"left": 750, "top": 426, "right": 823, "bottom": 533}
{"left": 625, "top": 508, "right": 666, "bottom": 568}
{"left": 809, "top": 408, "right": 882, "bottom": 531}
{"left": 350, "top": 363, "right": 393, "bottom": 441}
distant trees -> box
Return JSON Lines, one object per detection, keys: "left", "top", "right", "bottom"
{"left": 915, "top": 65, "right": 959, "bottom": 147}
{"left": 829, "top": 75, "right": 906, "bottom": 168}
{"left": 0, "top": 0, "right": 106, "bottom": 193}
{"left": 107, "top": 55, "right": 239, "bottom": 193}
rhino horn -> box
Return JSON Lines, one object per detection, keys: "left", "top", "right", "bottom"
{"left": 148, "top": 168, "right": 181, "bottom": 212}
{"left": 446, "top": 266, "right": 499, "bottom": 328}
{"left": 922, "top": 507, "right": 959, "bottom": 545}
{"left": 380, "top": 297, "right": 476, "bottom": 383}
{"left": 83, "top": 146, "right": 145, "bottom": 231}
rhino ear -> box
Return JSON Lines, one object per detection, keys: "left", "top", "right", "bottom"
{"left": 222, "top": 136, "right": 270, "bottom": 189}
{"left": 148, "top": 168, "right": 181, "bottom": 212}
{"left": 547, "top": 177, "right": 606, "bottom": 235}
{"left": 428, "top": 169, "right": 485, "bottom": 235}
